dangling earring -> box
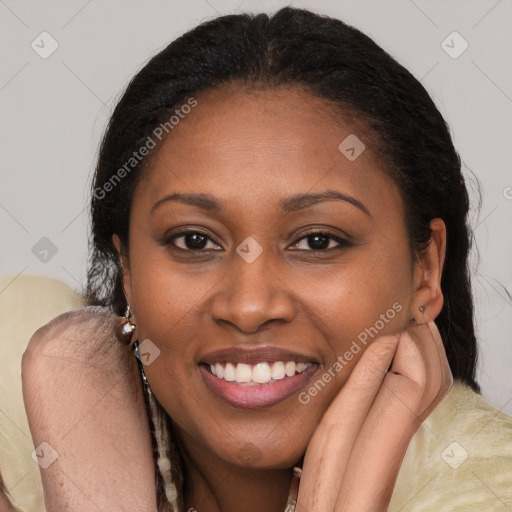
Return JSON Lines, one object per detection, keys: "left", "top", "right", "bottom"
{"left": 117, "top": 305, "right": 137, "bottom": 344}
{"left": 133, "top": 340, "right": 181, "bottom": 511}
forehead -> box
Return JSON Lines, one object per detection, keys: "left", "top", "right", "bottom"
{"left": 134, "top": 83, "right": 402, "bottom": 220}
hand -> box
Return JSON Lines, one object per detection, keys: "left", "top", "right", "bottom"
{"left": 296, "top": 321, "right": 453, "bottom": 512}
{"left": 22, "top": 306, "right": 157, "bottom": 512}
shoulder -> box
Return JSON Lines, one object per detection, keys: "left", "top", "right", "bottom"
{"left": 390, "top": 380, "right": 512, "bottom": 512}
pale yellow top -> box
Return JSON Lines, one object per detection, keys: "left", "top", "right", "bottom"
{"left": 0, "top": 274, "right": 511, "bottom": 511}
{"left": 0, "top": 274, "right": 82, "bottom": 511}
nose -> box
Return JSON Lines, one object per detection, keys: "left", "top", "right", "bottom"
{"left": 210, "top": 251, "right": 297, "bottom": 334}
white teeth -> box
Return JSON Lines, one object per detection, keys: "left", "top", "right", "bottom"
{"left": 224, "top": 362, "right": 236, "bottom": 381}
{"left": 209, "top": 361, "right": 312, "bottom": 384}
{"left": 285, "top": 361, "right": 296, "bottom": 377}
{"left": 296, "top": 362, "right": 307, "bottom": 373}
{"left": 252, "top": 362, "right": 272, "bottom": 384}
{"left": 271, "top": 361, "right": 286, "bottom": 380}
{"left": 215, "top": 363, "right": 224, "bottom": 379}
{"left": 234, "top": 363, "right": 252, "bottom": 383}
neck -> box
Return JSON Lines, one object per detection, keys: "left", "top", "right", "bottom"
{"left": 175, "top": 429, "right": 294, "bottom": 512}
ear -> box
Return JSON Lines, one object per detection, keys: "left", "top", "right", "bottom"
{"left": 409, "top": 218, "right": 446, "bottom": 324}
{"left": 112, "top": 234, "right": 133, "bottom": 309}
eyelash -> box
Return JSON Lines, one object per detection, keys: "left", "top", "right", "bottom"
{"left": 165, "top": 228, "right": 353, "bottom": 253}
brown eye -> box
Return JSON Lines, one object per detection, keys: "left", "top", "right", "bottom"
{"left": 289, "top": 231, "right": 352, "bottom": 251}
{"left": 169, "top": 231, "right": 221, "bottom": 251}
{"left": 305, "top": 234, "right": 330, "bottom": 250}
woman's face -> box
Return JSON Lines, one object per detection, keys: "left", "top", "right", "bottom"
{"left": 121, "top": 84, "right": 422, "bottom": 469}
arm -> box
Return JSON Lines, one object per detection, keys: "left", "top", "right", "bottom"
{"left": 21, "top": 306, "right": 157, "bottom": 512}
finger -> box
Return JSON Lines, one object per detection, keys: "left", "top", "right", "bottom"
{"left": 387, "top": 321, "right": 452, "bottom": 417}
{"left": 296, "top": 333, "right": 401, "bottom": 512}
{"left": 334, "top": 322, "right": 453, "bottom": 512}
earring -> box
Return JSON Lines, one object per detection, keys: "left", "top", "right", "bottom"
{"left": 410, "top": 306, "right": 425, "bottom": 323}
{"left": 117, "top": 305, "right": 136, "bottom": 344}
{"left": 134, "top": 339, "right": 180, "bottom": 509}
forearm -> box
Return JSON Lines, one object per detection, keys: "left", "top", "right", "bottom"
{"left": 22, "top": 307, "right": 157, "bottom": 512}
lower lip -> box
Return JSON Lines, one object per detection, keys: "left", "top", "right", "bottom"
{"left": 199, "top": 364, "right": 319, "bottom": 409}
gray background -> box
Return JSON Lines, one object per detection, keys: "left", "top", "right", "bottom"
{"left": 1, "top": 0, "right": 511, "bottom": 414}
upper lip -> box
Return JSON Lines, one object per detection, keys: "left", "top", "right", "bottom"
{"left": 200, "top": 346, "right": 319, "bottom": 366}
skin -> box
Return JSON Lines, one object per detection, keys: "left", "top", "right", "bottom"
{"left": 0, "top": 480, "right": 16, "bottom": 512}
{"left": 116, "top": 84, "right": 449, "bottom": 511}
{"left": 22, "top": 309, "right": 157, "bottom": 511}
{"left": 22, "top": 83, "right": 452, "bottom": 511}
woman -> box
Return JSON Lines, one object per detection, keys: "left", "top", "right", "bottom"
{"left": 20, "top": 7, "right": 511, "bottom": 512}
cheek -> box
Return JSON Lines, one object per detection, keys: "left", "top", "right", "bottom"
{"left": 296, "top": 248, "right": 412, "bottom": 368}
{"left": 129, "top": 247, "right": 217, "bottom": 339}
{"left": 126, "top": 250, "right": 196, "bottom": 371}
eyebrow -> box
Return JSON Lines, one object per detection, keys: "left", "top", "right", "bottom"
{"left": 151, "top": 190, "right": 370, "bottom": 216}
{"left": 280, "top": 190, "right": 370, "bottom": 216}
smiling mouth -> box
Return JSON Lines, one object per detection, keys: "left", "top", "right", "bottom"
{"left": 203, "top": 361, "right": 314, "bottom": 386}
{"left": 199, "top": 360, "right": 319, "bottom": 409}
